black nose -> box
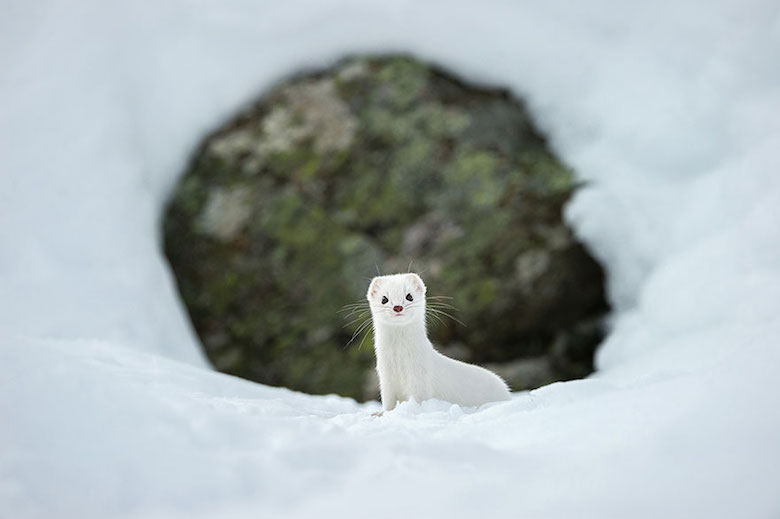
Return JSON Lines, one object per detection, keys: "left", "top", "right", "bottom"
{"left": 393, "top": 305, "right": 403, "bottom": 313}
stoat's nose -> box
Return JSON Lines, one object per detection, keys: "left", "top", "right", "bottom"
{"left": 393, "top": 305, "right": 403, "bottom": 313}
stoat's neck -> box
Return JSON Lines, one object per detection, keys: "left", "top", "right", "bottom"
{"left": 374, "top": 319, "right": 429, "bottom": 352}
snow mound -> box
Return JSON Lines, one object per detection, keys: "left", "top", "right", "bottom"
{"left": 2, "top": 1, "right": 779, "bottom": 517}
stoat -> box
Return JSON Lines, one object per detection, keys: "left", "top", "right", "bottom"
{"left": 367, "top": 273, "right": 511, "bottom": 411}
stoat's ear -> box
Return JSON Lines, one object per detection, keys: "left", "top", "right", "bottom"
{"left": 367, "top": 277, "right": 382, "bottom": 299}
{"left": 406, "top": 273, "right": 426, "bottom": 295}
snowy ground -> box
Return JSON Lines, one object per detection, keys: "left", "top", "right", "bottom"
{"left": 2, "top": 1, "right": 780, "bottom": 518}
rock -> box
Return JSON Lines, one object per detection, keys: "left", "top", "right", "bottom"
{"left": 163, "top": 55, "right": 609, "bottom": 400}
{"left": 485, "top": 357, "right": 557, "bottom": 391}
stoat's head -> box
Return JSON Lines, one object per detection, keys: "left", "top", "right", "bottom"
{"left": 366, "top": 273, "right": 427, "bottom": 326}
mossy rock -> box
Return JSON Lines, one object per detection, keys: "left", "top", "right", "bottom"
{"left": 163, "top": 55, "right": 609, "bottom": 400}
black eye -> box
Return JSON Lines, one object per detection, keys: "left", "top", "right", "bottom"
{"left": 381, "top": 296, "right": 388, "bottom": 304}
{"left": 406, "top": 293, "right": 413, "bottom": 302}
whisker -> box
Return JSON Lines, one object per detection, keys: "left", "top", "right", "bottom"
{"left": 357, "top": 327, "right": 374, "bottom": 350}
{"left": 341, "top": 303, "right": 369, "bottom": 311}
{"left": 341, "top": 306, "right": 370, "bottom": 316}
{"left": 352, "top": 320, "right": 372, "bottom": 338}
{"left": 339, "top": 303, "right": 369, "bottom": 311}
{"left": 339, "top": 306, "right": 370, "bottom": 318}
{"left": 353, "top": 321, "right": 374, "bottom": 350}
{"left": 343, "top": 313, "right": 370, "bottom": 328}
{"left": 428, "top": 306, "right": 460, "bottom": 314}
{"left": 426, "top": 312, "right": 446, "bottom": 329}
{"left": 427, "top": 302, "right": 459, "bottom": 310}
{"left": 341, "top": 309, "right": 369, "bottom": 321}
{"left": 348, "top": 313, "right": 372, "bottom": 329}
{"left": 427, "top": 307, "right": 467, "bottom": 327}
{"left": 339, "top": 310, "right": 368, "bottom": 319}
{"left": 339, "top": 305, "right": 366, "bottom": 311}
{"left": 427, "top": 312, "right": 465, "bottom": 328}
{"left": 344, "top": 318, "right": 373, "bottom": 349}
{"left": 427, "top": 301, "right": 460, "bottom": 310}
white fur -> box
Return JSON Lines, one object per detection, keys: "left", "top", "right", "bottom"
{"left": 367, "top": 273, "right": 511, "bottom": 410}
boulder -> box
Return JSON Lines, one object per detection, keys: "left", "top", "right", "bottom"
{"left": 163, "top": 55, "right": 609, "bottom": 400}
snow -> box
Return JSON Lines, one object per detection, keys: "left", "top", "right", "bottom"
{"left": 2, "top": 0, "right": 780, "bottom": 518}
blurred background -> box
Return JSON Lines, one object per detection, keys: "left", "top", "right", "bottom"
{"left": 3, "top": 2, "right": 779, "bottom": 517}
{"left": 163, "top": 55, "right": 609, "bottom": 400}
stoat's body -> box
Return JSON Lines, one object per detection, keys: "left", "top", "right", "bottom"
{"left": 367, "top": 273, "right": 511, "bottom": 410}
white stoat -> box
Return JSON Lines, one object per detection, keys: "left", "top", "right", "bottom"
{"left": 367, "top": 273, "right": 511, "bottom": 411}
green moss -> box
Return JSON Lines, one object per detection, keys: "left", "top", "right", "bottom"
{"left": 419, "top": 103, "right": 471, "bottom": 136}
{"left": 377, "top": 57, "right": 428, "bottom": 110}
{"left": 440, "top": 149, "right": 503, "bottom": 209}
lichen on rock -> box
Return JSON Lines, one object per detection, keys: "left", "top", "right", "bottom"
{"left": 198, "top": 185, "right": 254, "bottom": 241}
{"left": 163, "top": 55, "right": 609, "bottom": 400}
{"left": 261, "top": 78, "right": 357, "bottom": 154}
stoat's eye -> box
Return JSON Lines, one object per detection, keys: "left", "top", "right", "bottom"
{"left": 406, "top": 293, "right": 413, "bottom": 302}
{"left": 381, "top": 296, "right": 388, "bottom": 304}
